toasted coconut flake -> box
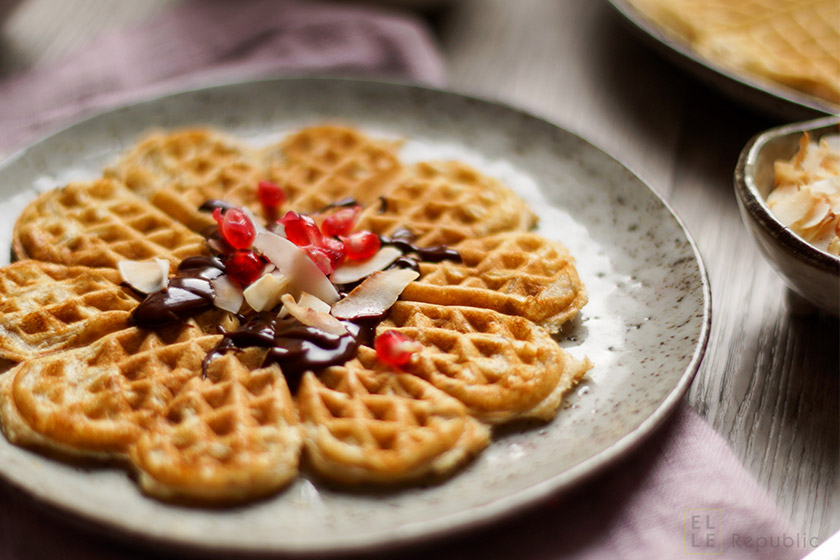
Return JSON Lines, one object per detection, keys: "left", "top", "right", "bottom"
{"left": 281, "top": 293, "right": 346, "bottom": 335}
{"left": 253, "top": 232, "right": 339, "bottom": 304}
{"left": 800, "top": 197, "right": 831, "bottom": 230}
{"left": 243, "top": 271, "right": 290, "bottom": 312}
{"left": 769, "top": 135, "right": 840, "bottom": 253}
{"left": 211, "top": 275, "right": 244, "bottom": 313}
{"left": 118, "top": 258, "right": 169, "bottom": 294}
{"left": 298, "top": 292, "right": 332, "bottom": 314}
{"left": 770, "top": 189, "right": 812, "bottom": 226}
{"left": 331, "top": 268, "right": 419, "bottom": 319}
{"left": 330, "top": 246, "right": 403, "bottom": 285}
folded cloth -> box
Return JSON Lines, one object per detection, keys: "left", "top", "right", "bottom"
{"left": 404, "top": 404, "right": 805, "bottom": 560}
{"left": 0, "top": 1, "right": 804, "bottom": 559}
{"left": 0, "top": 0, "right": 444, "bottom": 154}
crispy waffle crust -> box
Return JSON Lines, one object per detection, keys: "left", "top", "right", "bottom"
{"left": 0, "top": 125, "right": 590, "bottom": 502}
{"left": 13, "top": 178, "right": 209, "bottom": 268}
{"left": 1, "top": 326, "right": 300, "bottom": 502}
{"left": 402, "top": 232, "right": 588, "bottom": 333}
{"left": 0, "top": 261, "right": 137, "bottom": 362}
{"left": 298, "top": 365, "right": 490, "bottom": 485}
{"left": 265, "top": 125, "right": 404, "bottom": 214}
{"left": 357, "top": 161, "right": 537, "bottom": 247}
{"left": 106, "top": 128, "right": 268, "bottom": 232}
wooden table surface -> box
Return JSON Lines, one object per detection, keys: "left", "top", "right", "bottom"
{"left": 1, "top": 0, "right": 837, "bottom": 554}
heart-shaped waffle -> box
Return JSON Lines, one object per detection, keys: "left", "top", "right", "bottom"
{"left": 0, "top": 260, "right": 137, "bottom": 361}
{"left": 106, "top": 128, "right": 268, "bottom": 232}
{"left": 13, "top": 178, "right": 208, "bottom": 268}
{"left": 0, "top": 125, "right": 590, "bottom": 502}
{"left": 401, "top": 232, "right": 587, "bottom": 333}
{"left": 298, "top": 363, "right": 490, "bottom": 485}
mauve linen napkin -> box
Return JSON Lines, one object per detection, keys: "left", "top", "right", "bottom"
{"left": 0, "top": 1, "right": 805, "bottom": 559}
{"left": 0, "top": 0, "right": 444, "bottom": 155}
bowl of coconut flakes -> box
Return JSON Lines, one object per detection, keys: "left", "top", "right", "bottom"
{"left": 735, "top": 115, "right": 840, "bottom": 315}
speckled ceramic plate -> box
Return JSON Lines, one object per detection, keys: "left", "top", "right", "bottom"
{"left": 0, "top": 78, "right": 710, "bottom": 555}
{"left": 604, "top": 0, "right": 839, "bottom": 120}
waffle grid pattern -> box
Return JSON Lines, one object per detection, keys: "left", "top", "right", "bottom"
{"left": 298, "top": 360, "right": 490, "bottom": 484}
{"left": 402, "top": 232, "right": 587, "bottom": 332}
{"left": 266, "top": 125, "right": 403, "bottom": 214}
{"left": 357, "top": 161, "right": 537, "bottom": 247}
{"left": 107, "top": 129, "right": 268, "bottom": 232}
{"left": 0, "top": 125, "right": 590, "bottom": 501}
{"left": 13, "top": 179, "right": 208, "bottom": 268}
{"left": 378, "top": 302, "right": 584, "bottom": 423}
{"left": 0, "top": 261, "right": 136, "bottom": 361}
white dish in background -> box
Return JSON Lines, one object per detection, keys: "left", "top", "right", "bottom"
{"left": 0, "top": 78, "right": 710, "bottom": 555}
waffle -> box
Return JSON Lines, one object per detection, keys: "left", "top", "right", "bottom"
{"left": 1, "top": 123, "right": 591, "bottom": 501}
{"left": 379, "top": 302, "right": 590, "bottom": 424}
{"left": 264, "top": 124, "right": 404, "bottom": 214}
{"left": 401, "top": 232, "right": 588, "bottom": 332}
{"left": 106, "top": 129, "right": 267, "bottom": 232}
{"left": 630, "top": 0, "right": 840, "bottom": 104}
{"left": 357, "top": 161, "right": 537, "bottom": 247}
{"left": 13, "top": 178, "right": 208, "bottom": 269}
{"left": 298, "top": 363, "right": 490, "bottom": 485}
{"left": 0, "top": 260, "right": 137, "bottom": 362}
{"left": 0, "top": 326, "right": 300, "bottom": 502}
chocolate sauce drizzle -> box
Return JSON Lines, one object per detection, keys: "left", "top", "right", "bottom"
{"left": 380, "top": 228, "right": 462, "bottom": 264}
{"left": 318, "top": 197, "right": 360, "bottom": 213}
{"left": 130, "top": 202, "right": 463, "bottom": 391}
{"left": 202, "top": 314, "right": 383, "bottom": 390}
{"left": 198, "top": 199, "right": 235, "bottom": 213}
{"left": 131, "top": 257, "right": 225, "bottom": 328}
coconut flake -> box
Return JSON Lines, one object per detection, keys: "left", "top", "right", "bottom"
{"left": 281, "top": 293, "right": 347, "bottom": 335}
{"left": 769, "top": 189, "right": 812, "bottom": 226}
{"left": 118, "top": 258, "right": 169, "bottom": 294}
{"left": 253, "top": 232, "right": 339, "bottom": 304}
{"left": 331, "top": 268, "right": 419, "bottom": 319}
{"left": 298, "top": 292, "right": 332, "bottom": 314}
{"left": 330, "top": 246, "right": 403, "bottom": 285}
{"left": 211, "top": 275, "right": 244, "bottom": 313}
{"left": 243, "top": 271, "right": 290, "bottom": 312}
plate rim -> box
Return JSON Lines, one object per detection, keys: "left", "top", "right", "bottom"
{"left": 0, "top": 76, "right": 712, "bottom": 555}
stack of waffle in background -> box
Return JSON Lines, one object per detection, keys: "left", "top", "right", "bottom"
{"left": 629, "top": 0, "right": 840, "bottom": 104}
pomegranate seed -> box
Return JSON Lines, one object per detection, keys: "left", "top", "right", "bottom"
{"left": 278, "top": 211, "right": 323, "bottom": 247}
{"left": 340, "top": 231, "right": 381, "bottom": 261}
{"left": 225, "top": 249, "right": 265, "bottom": 286}
{"left": 258, "top": 181, "right": 286, "bottom": 217}
{"left": 375, "top": 330, "right": 422, "bottom": 367}
{"left": 322, "top": 206, "right": 361, "bottom": 237}
{"left": 302, "top": 246, "right": 334, "bottom": 275}
{"left": 213, "top": 207, "right": 256, "bottom": 250}
{"left": 320, "top": 237, "right": 347, "bottom": 270}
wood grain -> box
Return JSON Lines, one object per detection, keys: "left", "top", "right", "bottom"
{"left": 0, "top": 0, "right": 837, "bottom": 547}
{"left": 440, "top": 0, "right": 838, "bottom": 542}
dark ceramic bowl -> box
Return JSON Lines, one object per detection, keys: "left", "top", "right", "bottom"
{"left": 735, "top": 116, "right": 840, "bottom": 315}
